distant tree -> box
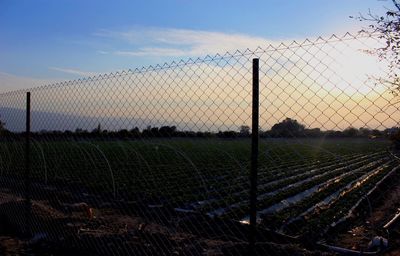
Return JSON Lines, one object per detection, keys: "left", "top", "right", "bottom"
{"left": 159, "top": 126, "right": 177, "bottom": 137}
{"left": 343, "top": 127, "right": 359, "bottom": 137}
{"left": 150, "top": 127, "right": 160, "bottom": 137}
{"left": 181, "top": 131, "right": 196, "bottom": 137}
{"left": 385, "top": 127, "right": 400, "bottom": 137}
{"left": 389, "top": 128, "right": 400, "bottom": 148}
{"left": 239, "top": 125, "right": 250, "bottom": 137}
{"left": 325, "top": 130, "right": 343, "bottom": 137}
{"left": 217, "top": 130, "right": 238, "bottom": 138}
{"left": 270, "top": 118, "right": 305, "bottom": 137}
{"left": 359, "top": 127, "right": 372, "bottom": 137}
{"left": 116, "top": 129, "right": 129, "bottom": 138}
{"left": 130, "top": 127, "right": 140, "bottom": 137}
{"left": 304, "top": 128, "right": 322, "bottom": 137}
{"left": 0, "top": 118, "right": 8, "bottom": 136}
{"left": 64, "top": 130, "right": 73, "bottom": 136}
{"left": 371, "top": 129, "right": 383, "bottom": 137}
{"left": 92, "top": 123, "right": 102, "bottom": 134}
{"left": 0, "top": 117, "right": 5, "bottom": 131}
{"left": 142, "top": 126, "right": 152, "bottom": 137}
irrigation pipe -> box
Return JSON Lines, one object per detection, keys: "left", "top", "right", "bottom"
{"left": 317, "top": 243, "right": 381, "bottom": 255}
{"left": 152, "top": 142, "right": 209, "bottom": 196}
{"left": 74, "top": 143, "right": 98, "bottom": 173}
{"left": 383, "top": 208, "right": 400, "bottom": 230}
{"left": 32, "top": 138, "right": 48, "bottom": 184}
{"left": 86, "top": 142, "right": 116, "bottom": 199}
{"left": 118, "top": 141, "right": 156, "bottom": 191}
{"left": 322, "top": 165, "right": 398, "bottom": 234}
{"left": 315, "top": 166, "right": 400, "bottom": 255}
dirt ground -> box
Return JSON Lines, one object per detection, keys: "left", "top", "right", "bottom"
{"left": 2, "top": 170, "right": 399, "bottom": 255}
{"left": 0, "top": 187, "right": 333, "bottom": 256}
{"left": 333, "top": 176, "right": 400, "bottom": 255}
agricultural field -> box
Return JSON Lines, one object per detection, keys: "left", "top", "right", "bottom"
{"left": 0, "top": 137, "right": 397, "bottom": 240}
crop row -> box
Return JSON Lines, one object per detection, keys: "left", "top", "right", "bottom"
{"left": 201, "top": 152, "right": 386, "bottom": 218}
{"left": 261, "top": 159, "right": 394, "bottom": 231}
{"left": 289, "top": 160, "right": 396, "bottom": 237}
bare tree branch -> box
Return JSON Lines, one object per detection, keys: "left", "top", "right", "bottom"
{"left": 392, "top": 0, "right": 400, "bottom": 12}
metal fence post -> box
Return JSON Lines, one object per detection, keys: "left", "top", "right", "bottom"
{"left": 249, "top": 58, "right": 259, "bottom": 252}
{"left": 24, "top": 91, "right": 31, "bottom": 237}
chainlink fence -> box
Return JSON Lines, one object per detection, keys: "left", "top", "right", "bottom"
{"left": 0, "top": 31, "right": 399, "bottom": 255}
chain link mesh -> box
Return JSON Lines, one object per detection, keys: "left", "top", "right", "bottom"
{"left": 0, "top": 31, "right": 399, "bottom": 255}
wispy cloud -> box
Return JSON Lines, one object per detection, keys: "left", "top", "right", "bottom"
{"left": 115, "top": 48, "right": 187, "bottom": 57}
{"left": 96, "top": 50, "right": 109, "bottom": 55}
{"left": 0, "top": 72, "right": 61, "bottom": 93}
{"left": 95, "top": 27, "right": 277, "bottom": 57}
{"left": 49, "top": 67, "right": 100, "bottom": 77}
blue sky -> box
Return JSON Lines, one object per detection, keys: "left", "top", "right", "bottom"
{"left": 0, "top": 0, "right": 392, "bottom": 91}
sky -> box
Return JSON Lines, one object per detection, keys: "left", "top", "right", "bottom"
{"left": 0, "top": 0, "right": 392, "bottom": 91}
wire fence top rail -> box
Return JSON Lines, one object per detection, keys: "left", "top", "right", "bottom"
{"left": 0, "top": 30, "right": 384, "bottom": 95}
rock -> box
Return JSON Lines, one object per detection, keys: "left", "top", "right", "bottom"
{"left": 28, "top": 232, "right": 48, "bottom": 245}
{"left": 368, "top": 236, "right": 388, "bottom": 251}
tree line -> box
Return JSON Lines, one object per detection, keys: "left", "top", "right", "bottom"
{"left": 0, "top": 118, "right": 397, "bottom": 140}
